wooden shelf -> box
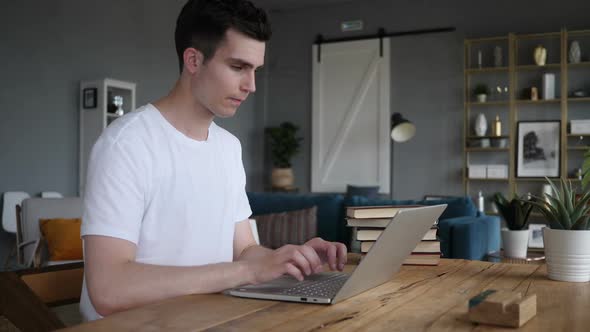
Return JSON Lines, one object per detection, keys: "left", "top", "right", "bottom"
{"left": 466, "top": 178, "right": 509, "bottom": 182}
{"left": 568, "top": 97, "right": 590, "bottom": 102}
{"left": 467, "top": 135, "right": 509, "bottom": 139}
{"left": 515, "top": 178, "right": 555, "bottom": 182}
{"left": 466, "top": 36, "right": 509, "bottom": 43}
{"left": 465, "top": 147, "right": 509, "bottom": 152}
{"left": 516, "top": 31, "right": 561, "bottom": 39}
{"left": 515, "top": 64, "right": 561, "bottom": 70}
{"left": 567, "top": 146, "right": 590, "bottom": 151}
{"left": 106, "top": 113, "right": 122, "bottom": 118}
{"left": 568, "top": 61, "right": 590, "bottom": 68}
{"left": 515, "top": 99, "right": 561, "bottom": 104}
{"left": 466, "top": 67, "right": 509, "bottom": 73}
{"left": 463, "top": 29, "right": 589, "bottom": 199}
{"left": 468, "top": 101, "right": 509, "bottom": 106}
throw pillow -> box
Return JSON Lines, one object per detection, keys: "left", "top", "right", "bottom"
{"left": 254, "top": 206, "right": 317, "bottom": 249}
{"left": 39, "top": 218, "right": 83, "bottom": 261}
{"left": 345, "top": 185, "right": 380, "bottom": 200}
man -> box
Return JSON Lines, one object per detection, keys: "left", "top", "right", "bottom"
{"left": 80, "top": 0, "right": 347, "bottom": 321}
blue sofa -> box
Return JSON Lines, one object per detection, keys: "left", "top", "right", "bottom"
{"left": 247, "top": 192, "right": 500, "bottom": 260}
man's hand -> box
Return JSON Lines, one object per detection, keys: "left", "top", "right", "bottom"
{"left": 245, "top": 238, "right": 347, "bottom": 284}
{"left": 304, "top": 237, "right": 348, "bottom": 272}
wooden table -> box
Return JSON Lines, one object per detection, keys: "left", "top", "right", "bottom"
{"left": 63, "top": 259, "right": 590, "bottom": 331}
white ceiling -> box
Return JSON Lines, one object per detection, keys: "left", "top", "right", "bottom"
{"left": 252, "top": 0, "right": 356, "bottom": 10}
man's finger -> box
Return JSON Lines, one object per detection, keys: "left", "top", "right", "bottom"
{"left": 299, "top": 245, "right": 323, "bottom": 273}
{"left": 284, "top": 262, "right": 304, "bottom": 281}
{"left": 290, "top": 250, "right": 313, "bottom": 276}
{"left": 336, "top": 243, "right": 347, "bottom": 270}
{"left": 327, "top": 243, "right": 337, "bottom": 270}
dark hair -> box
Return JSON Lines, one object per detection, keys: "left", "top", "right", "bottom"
{"left": 175, "top": 0, "right": 272, "bottom": 72}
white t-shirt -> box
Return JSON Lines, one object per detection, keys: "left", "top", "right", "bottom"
{"left": 79, "top": 104, "right": 252, "bottom": 321}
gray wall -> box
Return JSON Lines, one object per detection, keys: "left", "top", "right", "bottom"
{"left": 2, "top": 0, "right": 589, "bottom": 265}
{"left": 263, "top": 0, "right": 590, "bottom": 198}
{"left": 0, "top": 0, "right": 267, "bottom": 267}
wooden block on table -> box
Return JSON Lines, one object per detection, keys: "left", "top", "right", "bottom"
{"left": 468, "top": 289, "right": 536, "bottom": 328}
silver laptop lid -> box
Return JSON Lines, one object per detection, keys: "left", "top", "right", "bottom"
{"left": 332, "top": 204, "right": 446, "bottom": 303}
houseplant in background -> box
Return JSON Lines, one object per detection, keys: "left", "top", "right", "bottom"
{"left": 493, "top": 193, "right": 534, "bottom": 258}
{"left": 526, "top": 166, "right": 590, "bottom": 282}
{"left": 267, "top": 122, "right": 303, "bottom": 189}
{"left": 474, "top": 84, "right": 489, "bottom": 103}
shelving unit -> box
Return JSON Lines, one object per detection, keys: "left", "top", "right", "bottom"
{"left": 79, "top": 78, "right": 136, "bottom": 195}
{"left": 464, "top": 29, "right": 590, "bottom": 204}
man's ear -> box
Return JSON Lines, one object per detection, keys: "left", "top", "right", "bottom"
{"left": 183, "top": 47, "right": 204, "bottom": 74}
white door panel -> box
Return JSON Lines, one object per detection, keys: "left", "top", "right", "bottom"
{"left": 312, "top": 38, "right": 390, "bottom": 193}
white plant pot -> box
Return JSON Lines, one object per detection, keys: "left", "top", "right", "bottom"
{"left": 501, "top": 228, "right": 529, "bottom": 258}
{"left": 271, "top": 167, "right": 294, "bottom": 188}
{"left": 476, "top": 94, "right": 487, "bottom": 103}
{"left": 543, "top": 228, "right": 590, "bottom": 282}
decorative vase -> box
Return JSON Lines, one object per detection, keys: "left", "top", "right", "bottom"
{"left": 113, "top": 96, "right": 124, "bottom": 116}
{"left": 476, "top": 94, "right": 487, "bottom": 103}
{"left": 534, "top": 45, "right": 547, "bottom": 66}
{"left": 492, "top": 115, "right": 502, "bottom": 136}
{"left": 493, "top": 46, "right": 503, "bottom": 67}
{"left": 569, "top": 40, "right": 581, "bottom": 64}
{"left": 501, "top": 228, "right": 529, "bottom": 259}
{"left": 543, "top": 228, "right": 590, "bottom": 282}
{"left": 474, "top": 113, "right": 488, "bottom": 137}
{"left": 271, "top": 167, "right": 294, "bottom": 188}
{"left": 531, "top": 87, "right": 539, "bottom": 101}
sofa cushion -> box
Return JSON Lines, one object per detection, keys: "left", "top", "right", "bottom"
{"left": 254, "top": 206, "right": 317, "bottom": 249}
{"left": 345, "top": 195, "right": 477, "bottom": 220}
{"left": 247, "top": 192, "right": 345, "bottom": 243}
{"left": 437, "top": 215, "right": 500, "bottom": 260}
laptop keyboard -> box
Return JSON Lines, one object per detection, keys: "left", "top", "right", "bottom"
{"left": 279, "top": 273, "right": 349, "bottom": 298}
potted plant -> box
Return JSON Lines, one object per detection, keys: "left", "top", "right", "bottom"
{"left": 474, "top": 84, "right": 489, "bottom": 103}
{"left": 266, "top": 122, "right": 303, "bottom": 189}
{"left": 493, "top": 193, "right": 534, "bottom": 258}
{"left": 526, "top": 173, "right": 590, "bottom": 282}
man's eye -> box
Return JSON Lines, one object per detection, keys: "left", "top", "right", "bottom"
{"left": 231, "top": 65, "right": 243, "bottom": 71}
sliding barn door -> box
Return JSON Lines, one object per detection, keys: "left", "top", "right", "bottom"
{"left": 311, "top": 38, "right": 391, "bottom": 193}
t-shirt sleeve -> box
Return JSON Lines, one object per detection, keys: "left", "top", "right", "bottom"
{"left": 234, "top": 142, "right": 252, "bottom": 223}
{"left": 81, "top": 137, "right": 146, "bottom": 244}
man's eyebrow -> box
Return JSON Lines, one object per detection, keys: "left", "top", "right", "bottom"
{"left": 228, "top": 58, "right": 263, "bottom": 70}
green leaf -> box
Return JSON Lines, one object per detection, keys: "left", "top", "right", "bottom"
{"left": 527, "top": 199, "right": 563, "bottom": 229}
{"left": 582, "top": 149, "right": 590, "bottom": 189}
{"left": 563, "top": 179, "right": 574, "bottom": 215}
{"left": 573, "top": 215, "right": 590, "bottom": 230}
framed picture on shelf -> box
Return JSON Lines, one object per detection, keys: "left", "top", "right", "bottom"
{"left": 83, "top": 88, "right": 97, "bottom": 109}
{"left": 528, "top": 223, "right": 546, "bottom": 249}
{"left": 516, "top": 121, "right": 560, "bottom": 178}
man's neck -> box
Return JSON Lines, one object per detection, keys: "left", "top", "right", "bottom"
{"left": 153, "top": 79, "right": 213, "bottom": 142}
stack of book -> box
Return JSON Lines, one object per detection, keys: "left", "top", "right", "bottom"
{"left": 346, "top": 205, "right": 441, "bottom": 266}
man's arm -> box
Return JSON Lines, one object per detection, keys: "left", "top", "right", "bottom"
{"left": 84, "top": 235, "right": 253, "bottom": 316}
{"left": 85, "top": 220, "right": 348, "bottom": 317}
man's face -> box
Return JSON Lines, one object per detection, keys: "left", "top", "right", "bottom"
{"left": 191, "top": 29, "right": 265, "bottom": 118}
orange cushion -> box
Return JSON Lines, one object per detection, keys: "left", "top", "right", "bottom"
{"left": 39, "top": 218, "right": 83, "bottom": 261}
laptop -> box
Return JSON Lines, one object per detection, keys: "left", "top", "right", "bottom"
{"left": 228, "top": 204, "right": 446, "bottom": 304}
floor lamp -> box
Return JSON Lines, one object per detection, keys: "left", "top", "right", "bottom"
{"left": 390, "top": 113, "right": 416, "bottom": 199}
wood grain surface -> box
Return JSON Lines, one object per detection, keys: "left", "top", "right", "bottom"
{"left": 62, "top": 259, "right": 590, "bottom": 331}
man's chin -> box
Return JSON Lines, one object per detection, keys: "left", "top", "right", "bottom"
{"left": 213, "top": 107, "right": 238, "bottom": 118}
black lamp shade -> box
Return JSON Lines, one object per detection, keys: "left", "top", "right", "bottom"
{"left": 390, "top": 113, "right": 416, "bottom": 142}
